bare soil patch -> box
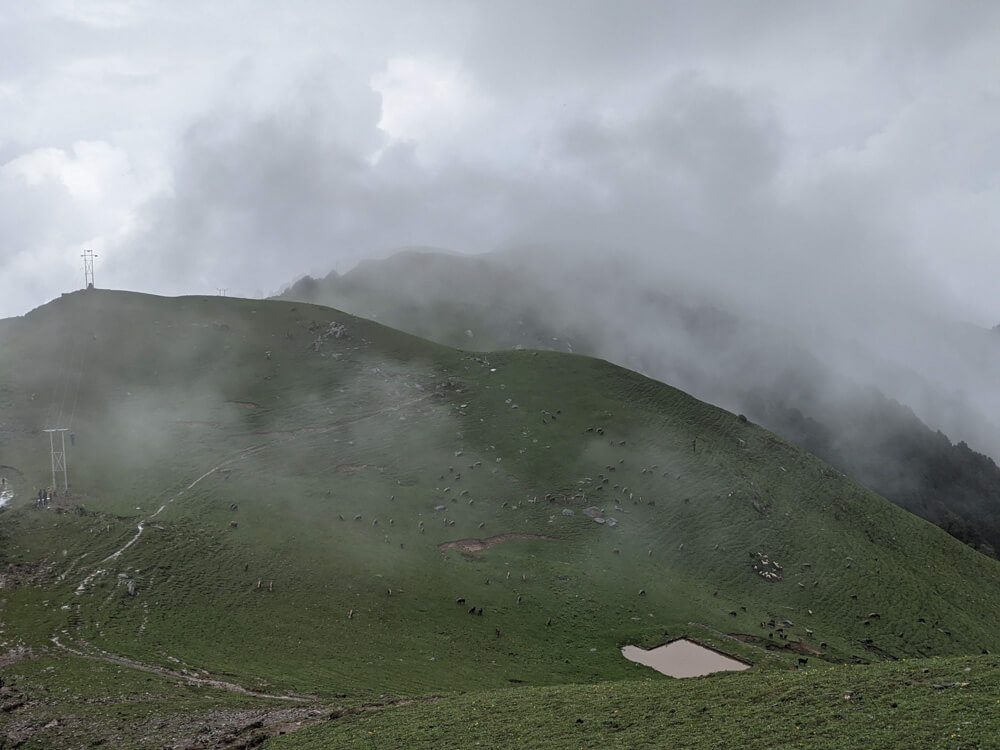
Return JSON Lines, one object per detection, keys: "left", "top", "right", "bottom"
{"left": 438, "top": 533, "right": 560, "bottom": 554}
{"left": 336, "top": 464, "right": 385, "bottom": 473}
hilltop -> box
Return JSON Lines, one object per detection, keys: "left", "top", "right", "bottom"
{"left": 278, "top": 249, "right": 1000, "bottom": 558}
{"left": 0, "top": 289, "right": 998, "bottom": 747}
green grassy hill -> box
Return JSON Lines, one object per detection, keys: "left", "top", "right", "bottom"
{"left": 1, "top": 289, "right": 998, "bottom": 747}
{"left": 279, "top": 250, "right": 1000, "bottom": 558}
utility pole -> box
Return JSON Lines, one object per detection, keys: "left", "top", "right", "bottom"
{"left": 82, "top": 249, "right": 98, "bottom": 289}
{"left": 43, "top": 428, "right": 69, "bottom": 492}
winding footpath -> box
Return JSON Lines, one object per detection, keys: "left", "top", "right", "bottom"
{"left": 55, "top": 394, "right": 433, "bottom": 701}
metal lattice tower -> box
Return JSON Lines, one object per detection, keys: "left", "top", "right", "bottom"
{"left": 43, "top": 428, "right": 69, "bottom": 491}
{"left": 82, "top": 249, "right": 98, "bottom": 289}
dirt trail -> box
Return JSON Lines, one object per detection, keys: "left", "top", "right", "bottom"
{"left": 56, "top": 393, "right": 435, "bottom": 708}
{"left": 49, "top": 636, "right": 312, "bottom": 702}
{"left": 86, "top": 394, "right": 429, "bottom": 576}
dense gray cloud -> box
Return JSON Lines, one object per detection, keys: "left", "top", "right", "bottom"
{"left": 2, "top": 3, "right": 999, "bottom": 349}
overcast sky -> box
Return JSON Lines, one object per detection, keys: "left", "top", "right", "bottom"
{"left": 2, "top": 1, "right": 999, "bottom": 326}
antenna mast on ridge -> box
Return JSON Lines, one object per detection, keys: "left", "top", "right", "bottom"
{"left": 82, "top": 249, "right": 98, "bottom": 289}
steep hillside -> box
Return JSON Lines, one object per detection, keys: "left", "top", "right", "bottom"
{"left": 279, "top": 250, "right": 1000, "bottom": 557}
{"left": 1, "top": 289, "right": 998, "bottom": 747}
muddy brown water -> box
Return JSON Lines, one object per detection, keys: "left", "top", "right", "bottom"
{"left": 621, "top": 638, "right": 751, "bottom": 678}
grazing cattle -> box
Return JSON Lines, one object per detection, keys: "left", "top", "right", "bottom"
{"left": 338, "top": 514, "right": 345, "bottom": 521}
{"left": 257, "top": 580, "right": 262, "bottom": 589}
{"left": 546, "top": 617, "right": 552, "bottom": 626}
{"left": 820, "top": 642, "right": 827, "bottom": 648}
{"left": 478, "top": 522, "right": 486, "bottom": 529}
{"left": 268, "top": 581, "right": 273, "bottom": 592}
{"left": 516, "top": 595, "right": 522, "bottom": 604}
{"left": 495, "top": 628, "right": 501, "bottom": 638}
{"left": 384, "top": 535, "right": 389, "bottom": 543}
{"left": 729, "top": 611, "right": 737, "bottom": 617}
{"left": 648, "top": 550, "right": 652, "bottom": 557}
{"left": 469, "top": 606, "right": 476, "bottom": 615}
{"left": 468, "top": 499, "right": 474, "bottom": 505}
{"left": 230, "top": 503, "right": 239, "bottom": 511}
{"left": 354, "top": 514, "right": 362, "bottom": 521}
{"left": 389, "top": 519, "right": 394, "bottom": 525}
{"left": 229, "top": 521, "right": 238, "bottom": 528}
{"left": 638, "top": 589, "right": 646, "bottom": 597}
{"left": 678, "top": 543, "right": 684, "bottom": 551}
{"left": 348, "top": 609, "right": 354, "bottom": 619}
{"left": 521, "top": 574, "right": 527, "bottom": 582}
{"left": 797, "top": 657, "right": 808, "bottom": 666}
{"left": 805, "top": 629, "right": 814, "bottom": 636}
{"left": 387, "top": 588, "right": 392, "bottom": 597}
{"left": 476, "top": 608, "right": 483, "bottom": 616}
{"left": 390, "top": 495, "right": 395, "bottom": 502}
{"left": 485, "top": 578, "right": 490, "bottom": 585}
{"left": 613, "top": 548, "right": 620, "bottom": 555}
{"left": 372, "top": 519, "right": 378, "bottom": 526}
{"left": 244, "top": 563, "right": 249, "bottom": 572}
{"left": 457, "top": 598, "right": 466, "bottom": 605}
{"left": 506, "top": 571, "right": 511, "bottom": 580}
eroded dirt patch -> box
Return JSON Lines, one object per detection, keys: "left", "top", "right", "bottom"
{"left": 225, "top": 400, "right": 261, "bottom": 409}
{"left": 336, "top": 464, "right": 385, "bottom": 473}
{"left": 438, "top": 533, "right": 560, "bottom": 554}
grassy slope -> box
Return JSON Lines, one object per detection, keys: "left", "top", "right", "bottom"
{"left": 1, "top": 290, "right": 999, "bottom": 745}
{"left": 281, "top": 251, "right": 1000, "bottom": 558}
{"left": 268, "top": 654, "right": 1000, "bottom": 749}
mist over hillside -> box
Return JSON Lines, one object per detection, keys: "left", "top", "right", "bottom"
{"left": 279, "top": 248, "right": 1000, "bottom": 557}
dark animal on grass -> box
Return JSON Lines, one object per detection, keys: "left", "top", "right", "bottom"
{"left": 798, "top": 657, "right": 808, "bottom": 666}
{"left": 457, "top": 598, "right": 466, "bottom": 605}
{"left": 477, "top": 608, "right": 483, "bottom": 616}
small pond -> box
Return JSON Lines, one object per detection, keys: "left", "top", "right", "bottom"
{"left": 621, "top": 638, "right": 751, "bottom": 678}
